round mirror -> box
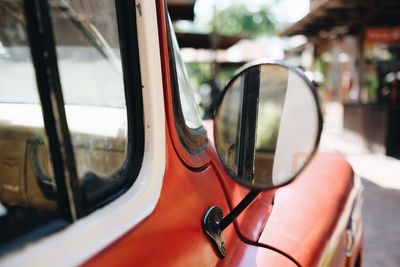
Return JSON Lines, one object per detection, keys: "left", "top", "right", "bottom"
{"left": 214, "top": 62, "right": 322, "bottom": 190}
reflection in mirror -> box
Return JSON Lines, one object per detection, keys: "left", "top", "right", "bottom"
{"left": 214, "top": 77, "right": 242, "bottom": 174}
{"left": 215, "top": 63, "right": 321, "bottom": 190}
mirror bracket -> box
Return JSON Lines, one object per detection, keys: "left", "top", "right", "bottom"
{"left": 202, "top": 206, "right": 226, "bottom": 258}
{"left": 202, "top": 190, "right": 261, "bottom": 258}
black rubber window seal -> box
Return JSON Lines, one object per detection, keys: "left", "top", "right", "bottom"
{"left": 25, "top": 0, "right": 145, "bottom": 216}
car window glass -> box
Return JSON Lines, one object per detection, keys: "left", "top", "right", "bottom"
{"left": 49, "top": 0, "right": 127, "bottom": 181}
{"left": 169, "top": 19, "right": 203, "bottom": 129}
{"left": 0, "top": 0, "right": 60, "bottom": 244}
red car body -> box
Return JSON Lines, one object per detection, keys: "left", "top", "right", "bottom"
{"left": 0, "top": 1, "right": 363, "bottom": 266}
{"left": 86, "top": 1, "right": 363, "bottom": 266}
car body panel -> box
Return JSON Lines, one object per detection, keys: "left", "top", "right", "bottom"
{"left": 84, "top": 127, "right": 296, "bottom": 267}
{"left": 258, "top": 152, "right": 361, "bottom": 266}
{"left": 87, "top": 2, "right": 363, "bottom": 265}
{"left": 84, "top": 3, "right": 300, "bottom": 265}
{"left": 206, "top": 119, "right": 363, "bottom": 267}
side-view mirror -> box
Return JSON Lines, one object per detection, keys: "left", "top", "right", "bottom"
{"left": 203, "top": 61, "right": 323, "bottom": 259}
{"left": 214, "top": 61, "right": 323, "bottom": 190}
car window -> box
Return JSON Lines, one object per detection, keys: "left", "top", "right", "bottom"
{"left": 169, "top": 19, "right": 203, "bottom": 130}
{"left": 0, "top": 0, "right": 62, "bottom": 246}
{"left": 0, "top": 0, "right": 142, "bottom": 249}
{"left": 50, "top": 0, "right": 127, "bottom": 182}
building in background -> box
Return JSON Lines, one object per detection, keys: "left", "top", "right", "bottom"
{"left": 280, "top": 0, "right": 400, "bottom": 159}
{"left": 167, "top": 0, "right": 196, "bottom": 21}
{"left": 168, "top": 0, "right": 248, "bottom": 118}
{"left": 168, "top": 0, "right": 289, "bottom": 118}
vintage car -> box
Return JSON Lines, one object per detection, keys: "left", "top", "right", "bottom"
{"left": 0, "top": 0, "right": 362, "bottom": 266}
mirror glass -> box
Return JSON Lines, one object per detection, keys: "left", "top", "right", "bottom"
{"left": 214, "top": 63, "right": 322, "bottom": 190}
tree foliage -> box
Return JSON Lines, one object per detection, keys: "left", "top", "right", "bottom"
{"left": 213, "top": 4, "right": 276, "bottom": 38}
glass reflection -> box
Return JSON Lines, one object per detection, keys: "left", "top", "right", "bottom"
{"left": 215, "top": 77, "right": 243, "bottom": 175}
{"left": 254, "top": 66, "right": 288, "bottom": 187}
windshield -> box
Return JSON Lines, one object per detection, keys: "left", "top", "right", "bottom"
{"left": 169, "top": 18, "right": 203, "bottom": 129}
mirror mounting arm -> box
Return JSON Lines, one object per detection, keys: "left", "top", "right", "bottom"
{"left": 202, "top": 189, "right": 261, "bottom": 258}
{"left": 217, "top": 189, "right": 261, "bottom": 231}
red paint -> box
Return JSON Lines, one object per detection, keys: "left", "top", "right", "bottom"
{"left": 259, "top": 153, "right": 358, "bottom": 266}
{"left": 85, "top": 2, "right": 293, "bottom": 266}
{"left": 84, "top": 1, "right": 363, "bottom": 266}
{"left": 85, "top": 126, "right": 294, "bottom": 267}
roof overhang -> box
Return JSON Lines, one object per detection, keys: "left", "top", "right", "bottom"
{"left": 167, "top": 0, "right": 196, "bottom": 21}
{"left": 176, "top": 33, "right": 244, "bottom": 49}
{"left": 279, "top": 0, "right": 400, "bottom": 37}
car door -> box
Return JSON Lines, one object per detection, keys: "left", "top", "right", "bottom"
{"left": 0, "top": 1, "right": 157, "bottom": 265}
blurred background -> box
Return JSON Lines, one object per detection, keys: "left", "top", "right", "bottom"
{"left": 168, "top": 0, "right": 400, "bottom": 266}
